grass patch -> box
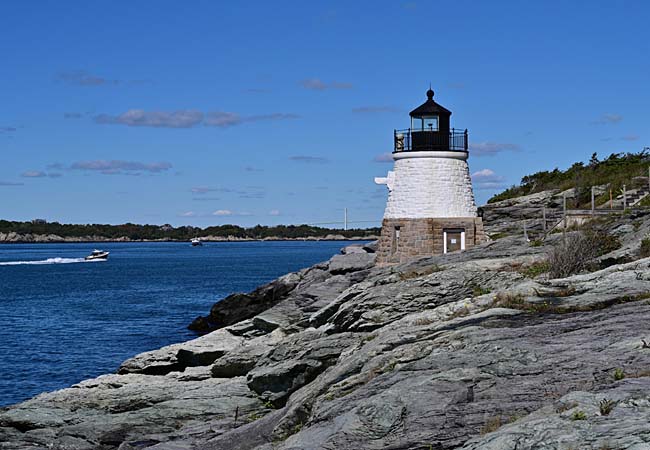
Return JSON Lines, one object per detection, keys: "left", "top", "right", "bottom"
{"left": 556, "top": 402, "right": 578, "bottom": 413}
{"left": 479, "top": 414, "right": 525, "bottom": 435}
{"left": 519, "top": 261, "right": 551, "bottom": 278}
{"left": 536, "top": 285, "right": 577, "bottom": 298}
{"left": 490, "top": 291, "right": 650, "bottom": 315}
{"left": 571, "top": 410, "right": 587, "bottom": 421}
{"left": 449, "top": 305, "right": 472, "bottom": 319}
{"left": 413, "top": 317, "right": 435, "bottom": 326}
{"left": 472, "top": 285, "right": 492, "bottom": 296}
{"left": 399, "top": 264, "right": 443, "bottom": 280}
{"left": 491, "top": 293, "right": 554, "bottom": 313}
{"left": 361, "top": 333, "right": 377, "bottom": 343}
{"left": 382, "top": 361, "right": 398, "bottom": 373}
{"left": 480, "top": 416, "right": 503, "bottom": 435}
{"left": 599, "top": 399, "right": 615, "bottom": 416}
{"left": 613, "top": 368, "right": 625, "bottom": 381}
{"left": 247, "top": 411, "right": 266, "bottom": 422}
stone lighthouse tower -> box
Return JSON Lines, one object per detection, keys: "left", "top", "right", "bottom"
{"left": 375, "top": 88, "right": 485, "bottom": 264}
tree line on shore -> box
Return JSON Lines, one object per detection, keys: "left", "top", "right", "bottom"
{"left": 0, "top": 220, "right": 380, "bottom": 240}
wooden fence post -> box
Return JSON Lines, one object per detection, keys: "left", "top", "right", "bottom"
{"left": 563, "top": 193, "right": 567, "bottom": 242}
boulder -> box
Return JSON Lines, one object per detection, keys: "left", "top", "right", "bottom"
{"left": 328, "top": 253, "right": 376, "bottom": 274}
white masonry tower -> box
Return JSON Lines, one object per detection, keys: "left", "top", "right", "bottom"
{"left": 375, "top": 88, "right": 485, "bottom": 264}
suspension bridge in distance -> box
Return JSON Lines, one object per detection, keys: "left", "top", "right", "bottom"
{"left": 303, "top": 209, "right": 381, "bottom": 230}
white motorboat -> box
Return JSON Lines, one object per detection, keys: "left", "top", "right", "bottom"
{"left": 191, "top": 238, "right": 203, "bottom": 246}
{"left": 85, "top": 250, "right": 109, "bottom": 260}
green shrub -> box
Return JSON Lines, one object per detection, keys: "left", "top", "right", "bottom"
{"left": 472, "top": 285, "right": 491, "bottom": 296}
{"left": 520, "top": 261, "right": 551, "bottom": 278}
{"left": 488, "top": 150, "right": 650, "bottom": 204}
{"left": 599, "top": 399, "right": 615, "bottom": 416}
{"left": 571, "top": 410, "right": 587, "bottom": 421}
{"left": 613, "top": 368, "right": 625, "bottom": 381}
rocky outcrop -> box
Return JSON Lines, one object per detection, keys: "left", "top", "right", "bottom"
{"left": 0, "top": 233, "right": 132, "bottom": 243}
{"left": 3, "top": 216, "right": 650, "bottom": 450}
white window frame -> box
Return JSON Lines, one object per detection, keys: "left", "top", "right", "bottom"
{"left": 443, "top": 230, "right": 466, "bottom": 254}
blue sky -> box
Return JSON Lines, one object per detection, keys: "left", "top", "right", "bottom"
{"left": 1, "top": 1, "right": 648, "bottom": 227}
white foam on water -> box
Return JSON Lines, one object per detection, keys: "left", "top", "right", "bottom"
{"left": 0, "top": 257, "right": 106, "bottom": 266}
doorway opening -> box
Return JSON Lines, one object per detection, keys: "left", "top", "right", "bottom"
{"left": 443, "top": 228, "right": 465, "bottom": 253}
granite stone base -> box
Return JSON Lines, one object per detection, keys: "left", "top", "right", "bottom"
{"left": 376, "top": 217, "right": 486, "bottom": 265}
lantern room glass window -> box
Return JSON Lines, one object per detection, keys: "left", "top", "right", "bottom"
{"left": 411, "top": 115, "right": 439, "bottom": 131}
{"left": 423, "top": 115, "right": 439, "bottom": 131}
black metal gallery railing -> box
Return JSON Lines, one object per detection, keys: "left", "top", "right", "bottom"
{"left": 393, "top": 128, "right": 468, "bottom": 152}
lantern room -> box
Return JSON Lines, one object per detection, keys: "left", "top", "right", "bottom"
{"left": 394, "top": 88, "right": 467, "bottom": 153}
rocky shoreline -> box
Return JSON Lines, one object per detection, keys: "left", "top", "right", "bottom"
{"left": 2, "top": 206, "right": 650, "bottom": 449}
{"left": 0, "top": 232, "right": 378, "bottom": 244}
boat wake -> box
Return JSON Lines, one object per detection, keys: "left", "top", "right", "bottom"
{"left": 0, "top": 257, "right": 106, "bottom": 266}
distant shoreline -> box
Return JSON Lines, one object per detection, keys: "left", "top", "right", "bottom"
{"left": 0, "top": 236, "right": 379, "bottom": 244}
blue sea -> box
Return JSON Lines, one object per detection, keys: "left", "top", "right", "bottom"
{"left": 0, "top": 241, "right": 360, "bottom": 407}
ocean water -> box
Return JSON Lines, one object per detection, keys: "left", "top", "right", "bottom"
{"left": 0, "top": 241, "right": 363, "bottom": 407}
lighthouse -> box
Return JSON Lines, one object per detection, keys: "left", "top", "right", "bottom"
{"left": 374, "top": 88, "right": 485, "bottom": 264}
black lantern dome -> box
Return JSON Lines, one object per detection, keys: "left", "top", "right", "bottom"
{"left": 394, "top": 88, "right": 467, "bottom": 153}
{"left": 409, "top": 89, "right": 452, "bottom": 120}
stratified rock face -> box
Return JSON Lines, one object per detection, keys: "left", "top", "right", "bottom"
{"left": 3, "top": 220, "right": 650, "bottom": 450}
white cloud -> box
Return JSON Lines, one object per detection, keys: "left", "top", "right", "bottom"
{"left": 470, "top": 142, "right": 521, "bottom": 157}
{"left": 471, "top": 169, "right": 497, "bottom": 179}
{"left": 95, "top": 110, "right": 204, "bottom": 128}
{"left": 213, "top": 209, "right": 233, "bottom": 216}
{"left": 269, "top": 209, "right": 281, "bottom": 216}
{"left": 94, "top": 110, "right": 299, "bottom": 129}
{"left": 191, "top": 186, "right": 228, "bottom": 194}
{"left": 299, "top": 78, "right": 353, "bottom": 90}
{"left": 70, "top": 160, "right": 172, "bottom": 175}
{"left": 56, "top": 70, "right": 118, "bottom": 86}
{"left": 21, "top": 171, "right": 47, "bottom": 178}
{"left": 204, "top": 112, "right": 241, "bottom": 127}
{"left": 180, "top": 211, "right": 196, "bottom": 217}
{"left": 352, "top": 106, "right": 399, "bottom": 113}
{"left": 471, "top": 168, "right": 508, "bottom": 190}
{"left": 592, "top": 113, "right": 623, "bottom": 125}
{"left": 21, "top": 170, "right": 63, "bottom": 178}
{"left": 289, "top": 155, "right": 329, "bottom": 164}
{"left": 373, "top": 152, "right": 393, "bottom": 163}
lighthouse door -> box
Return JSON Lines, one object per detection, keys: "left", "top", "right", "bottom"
{"left": 443, "top": 229, "right": 465, "bottom": 253}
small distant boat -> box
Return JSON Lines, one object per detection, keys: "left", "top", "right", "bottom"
{"left": 191, "top": 238, "right": 203, "bottom": 247}
{"left": 85, "top": 250, "right": 109, "bottom": 260}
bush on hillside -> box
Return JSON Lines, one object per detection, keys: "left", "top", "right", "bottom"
{"left": 488, "top": 150, "right": 650, "bottom": 205}
{"left": 547, "top": 227, "right": 621, "bottom": 278}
